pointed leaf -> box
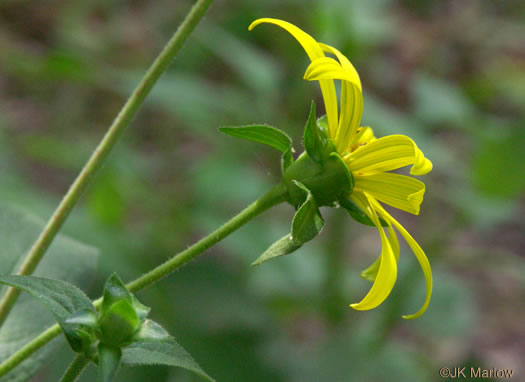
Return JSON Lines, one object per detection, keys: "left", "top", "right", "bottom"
{"left": 219, "top": 125, "right": 292, "bottom": 152}
{"left": 339, "top": 198, "right": 388, "bottom": 227}
{"left": 250, "top": 234, "right": 302, "bottom": 266}
{"left": 0, "top": 275, "right": 95, "bottom": 353}
{"left": 98, "top": 344, "right": 121, "bottom": 382}
{"left": 304, "top": 101, "right": 334, "bottom": 163}
{"left": 219, "top": 124, "right": 294, "bottom": 175}
{"left": 291, "top": 181, "right": 324, "bottom": 243}
{"left": 122, "top": 321, "right": 214, "bottom": 381}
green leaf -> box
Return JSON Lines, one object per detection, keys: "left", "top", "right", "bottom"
{"left": 304, "top": 101, "right": 334, "bottom": 163}
{"left": 98, "top": 343, "right": 122, "bottom": 382}
{"left": 125, "top": 322, "right": 213, "bottom": 380}
{"left": 219, "top": 124, "right": 294, "bottom": 175}
{"left": 291, "top": 181, "right": 324, "bottom": 243}
{"left": 250, "top": 234, "right": 302, "bottom": 266}
{"left": 339, "top": 198, "right": 388, "bottom": 227}
{"left": 219, "top": 125, "right": 291, "bottom": 152}
{"left": 122, "top": 323, "right": 214, "bottom": 381}
{"left": 0, "top": 203, "right": 98, "bottom": 382}
{"left": 0, "top": 275, "right": 95, "bottom": 353}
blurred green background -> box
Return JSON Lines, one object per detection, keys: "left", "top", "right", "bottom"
{"left": 1, "top": 0, "right": 524, "bottom": 381}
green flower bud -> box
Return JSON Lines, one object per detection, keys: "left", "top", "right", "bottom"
{"left": 97, "top": 273, "right": 149, "bottom": 347}
{"left": 98, "top": 299, "right": 140, "bottom": 347}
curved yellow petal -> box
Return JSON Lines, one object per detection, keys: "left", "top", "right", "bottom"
{"left": 318, "top": 43, "right": 361, "bottom": 91}
{"left": 319, "top": 44, "right": 362, "bottom": 149}
{"left": 249, "top": 18, "right": 338, "bottom": 137}
{"left": 345, "top": 134, "right": 433, "bottom": 176}
{"left": 361, "top": 224, "right": 400, "bottom": 281}
{"left": 304, "top": 57, "right": 363, "bottom": 148}
{"left": 349, "top": 192, "right": 397, "bottom": 311}
{"left": 305, "top": 60, "right": 364, "bottom": 84}
{"left": 348, "top": 192, "right": 399, "bottom": 282}
{"left": 249, "top": 18, "right": 324, "bottom": 60}
{"left": 371, "top": 199, "right": 433, "bottom": 319}
{"left": 354, "top": 173, "right": 426, "bottom": 215}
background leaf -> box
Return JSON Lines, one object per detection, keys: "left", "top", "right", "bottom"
{"left": 0, "top": 204, "right": 98, "bottom": 382}
{"left": 0, "top": 275, "right": 94, "bottom": 352}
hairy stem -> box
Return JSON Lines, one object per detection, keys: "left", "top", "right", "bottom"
{"left": 0, "top": 0, "right": 214, "bottom": 327}
{"left": 59, "top": 355, "right": 90, "bottom": 382}
{"left": 0, "top": 183, "right": 287, "bottom": 377}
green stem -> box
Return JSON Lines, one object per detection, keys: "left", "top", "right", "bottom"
{"left": 59, "top": 355, "right": 90, "bottom": 382}
{"left": 0, "top": 183, "right": 287, "bottom": 378}
{"left": 0, "top": 0, "right": 214, "bottom": 327}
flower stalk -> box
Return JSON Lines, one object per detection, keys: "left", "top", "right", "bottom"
{"left": 0, "top": 183, "right": 287, "bottom": 378}
{"left": 59, "top": 355, "right": 90, "bottom": 382}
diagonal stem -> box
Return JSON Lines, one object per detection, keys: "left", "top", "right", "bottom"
{"left": 0, "top": 183, "right": 287, "bottom": 378}
{"left": 59, "top": 355, "right": 90, "bottom": 382}
{"left": 0, "top": 0, "right": 214, "bottom": 327}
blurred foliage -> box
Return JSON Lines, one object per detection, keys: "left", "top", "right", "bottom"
{"left": 1, "top": 0, "right": 524, "bottom": 381}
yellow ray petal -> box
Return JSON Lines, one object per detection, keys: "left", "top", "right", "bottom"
{"left": 360, "top": 224, "right": 400, "bottom": 281}
{"left": 304, "top": 57, "right": 363, "bottom": 149}
{"left": 249, "top": 18, "right": 338, "bottom": 137}
{"left": 348, "top": 126, "right": 376, "bottom": 154}
{"left": 334, "top": 83, "right": 362, "bottom": 153}
{"left": 305, "top": 58, "right": 364, "bottom": 84}
{"left": 349, "top": 192, "right": 397, "bottom": 311}
{"left": 318, "top": 43, "right": 361, "bottom": 91}
{"left": 345, "top": 134, "right": 433, "bottom": 176}
{"left": 348, "top": 192, "right": 399, "bottom": 282}
{"left": 354, "top": 173, "right": 426, "bottom": 215}
{"left": 371, "top": 199, "right": 433, "bottom": 319}
{"left": 319, "top": 44, "right": 362, "bottom": 148}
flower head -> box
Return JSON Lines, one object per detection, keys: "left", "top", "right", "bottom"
{"left": 250, "top": 18, "right": 433, "bottom": 319}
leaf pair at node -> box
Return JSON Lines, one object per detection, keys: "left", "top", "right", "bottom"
{"left": 0, "top": 274, "right": 214, "bottom": 382}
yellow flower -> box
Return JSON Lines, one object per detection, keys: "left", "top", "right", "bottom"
{"left": 250, "top": 18, "right": 433, "bottom": 319}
